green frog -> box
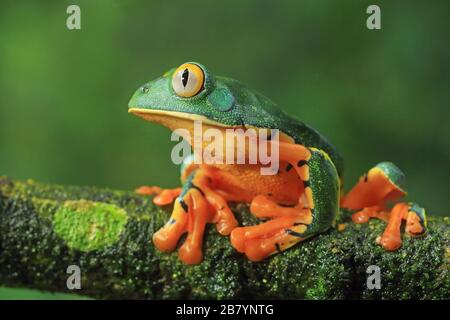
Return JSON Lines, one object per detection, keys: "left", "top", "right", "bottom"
{"left": 128, "top": 62, "right": 427, "bottom": 264}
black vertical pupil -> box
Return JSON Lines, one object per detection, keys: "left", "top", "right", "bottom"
{"left": 181, "top": 68, "right": 189, "bottom": 87}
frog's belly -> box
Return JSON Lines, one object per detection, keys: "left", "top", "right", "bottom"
{"left": 208, "top": 162, "right": 302, "bottom": 205}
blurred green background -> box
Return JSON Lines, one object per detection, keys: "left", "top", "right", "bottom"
{"left": 0, "top": 0, "right": 448, "bottom": 299}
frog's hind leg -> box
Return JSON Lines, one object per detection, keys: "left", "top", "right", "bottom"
{"left": 231, "top": 143, "right": 340, "bottom": 261}
{"left": 342, "top": 162, "right": 427, "bottom": 250}
{"left": 249, "top": 195, "right": 310, "bottom": 218}
{"left": 239, "top": 223, "right": 312, "bottom": 262}
{"left": 230, "top": 207, "right": 313, "bottom": 261}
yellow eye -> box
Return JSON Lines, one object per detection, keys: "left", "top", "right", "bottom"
{"left": 172, "top": 63, "right": 205, "bottom": 97}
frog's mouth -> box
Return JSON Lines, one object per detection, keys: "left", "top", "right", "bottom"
{"left": 128, "top": 107, "right": 292, "bottom": 143}
{"left": 129, "top": 107, "right": 294, "bottom": 154}
{"left": 128, "top": 108, "right": 239, "bottom": 130}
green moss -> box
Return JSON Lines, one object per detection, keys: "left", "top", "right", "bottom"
{"left": 31, "top": 197, "right": 58, "bottom": 220}
{"left": 53, "top": 200, "right": 128, "bottom": 251}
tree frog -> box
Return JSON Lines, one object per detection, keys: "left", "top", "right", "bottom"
{"left": 128, "top": 62, "right": 427, "bottom": 265}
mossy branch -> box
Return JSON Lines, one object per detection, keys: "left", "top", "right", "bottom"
{"left": 0, "top": 176, "right": 448, "bottom": 299}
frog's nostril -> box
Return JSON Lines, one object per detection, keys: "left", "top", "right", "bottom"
{"left": 142, "top": 86, "right": 149, "bottom": 93}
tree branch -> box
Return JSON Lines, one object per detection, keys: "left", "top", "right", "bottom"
{"left": 0, "top": 176, "right": 448, "bottom": 299}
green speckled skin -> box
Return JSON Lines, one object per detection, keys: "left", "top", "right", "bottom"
{"left": 409, "top": 202, "right": 427, "bottom": 227}
{"left": 128, "top": 62, "right": 343, "bottom": 176}
{"left": 303, "top": 150, "right": 340, "bottom": 237}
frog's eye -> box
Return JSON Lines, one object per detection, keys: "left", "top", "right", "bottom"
{"left": 172, "top": 63, "right": 205, "bottom": 98}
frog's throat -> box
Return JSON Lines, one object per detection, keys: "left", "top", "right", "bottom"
{"left": 128, "top": 108, "right": 239, "bottom": 132}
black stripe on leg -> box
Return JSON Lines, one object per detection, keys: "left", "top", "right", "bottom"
{"left": 191, "top": 184, "right": 205, "bottom": 196}
{"left": 297, "top": 160, "right": 307, "bottom": 167}
{"left": 179, "top": 198, "right": 189, "bottom": 213}
{"left": 275, "top": 243, "right": 282, "bottom": 253}
{"left": 303, "top": 180, "right": 310, "bottom": 189}
{"left": 286, "top": 228, "right": 305, "bottom": 238}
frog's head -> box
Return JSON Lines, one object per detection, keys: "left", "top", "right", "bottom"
{"left": 128, "top": 62, "right": 284, "bottom": 132}
{"left": 128, "top": 62, "right": 344, "bottom": 175}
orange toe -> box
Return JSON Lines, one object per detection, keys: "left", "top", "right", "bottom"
{"left": 377, "top": 233, "right": 402, "bottom": 251}
{"left": 136, "top": 185, "right": 162, "bottom": 196}
{"left": 244, "top": 238, "right": 273, "bottom": 262}
{"left": 230, "top": 228, "right": 246, "bottom": 253}
{"left": 153, "top": 229, "right": 181, "bottom": 252}
{"left": 216, "top": 214, "right": 238, "bottom": 235}
{"left": 178, "top": 241, "right": 203, "bottom": 265}
{"left": 153, "top": 188, "right": 182, "bottom": 206}
{"left": 351, "top": 210, "right": 370, "bottom": 223}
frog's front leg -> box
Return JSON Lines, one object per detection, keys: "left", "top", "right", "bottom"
{"left": 152, "top": 166, "right": 238, "bottom": 264}
{"left": 231, "top": 143, "right": 340, "bottom": 261}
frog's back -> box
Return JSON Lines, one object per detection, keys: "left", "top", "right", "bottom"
{"left": 224, "top": 79, "right": 344, "bottom": 177}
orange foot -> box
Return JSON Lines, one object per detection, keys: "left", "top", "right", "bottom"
{"left": 352, "top": 203, "right": 427, "bottom": 251}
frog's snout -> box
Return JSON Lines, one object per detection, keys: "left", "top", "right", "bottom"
{"left": 128, "top": 85, "right": 147, "bottom": 111}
